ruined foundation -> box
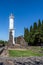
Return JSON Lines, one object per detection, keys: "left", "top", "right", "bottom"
{"left": 0, "top": 57, "right": 43, "bottom": 65}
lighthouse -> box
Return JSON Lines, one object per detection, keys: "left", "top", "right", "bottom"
{"left": 9, "top": 14, "right": 15, "bottom": 47}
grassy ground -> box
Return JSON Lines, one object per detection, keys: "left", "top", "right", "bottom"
{"left": 9, "top": 46, "right": 43, "bottom": 57}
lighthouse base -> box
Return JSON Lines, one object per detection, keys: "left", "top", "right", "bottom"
{"left": 8, "top": 30, "right": 15, "bottom": 48}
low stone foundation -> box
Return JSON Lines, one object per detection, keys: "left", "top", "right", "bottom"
{"left": 0, "top": 57, "right": 43, "bottom": 65}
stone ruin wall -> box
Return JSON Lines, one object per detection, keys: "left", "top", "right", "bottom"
{"left": 0, "top": 57, "right": 43, "bottom": 65}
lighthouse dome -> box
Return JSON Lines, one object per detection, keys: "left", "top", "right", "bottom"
{"left": 9, "top": 13, "right": 14, "bottom": 19}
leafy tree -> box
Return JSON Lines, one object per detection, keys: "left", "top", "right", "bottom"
{"left": 41, "top": 20, "right": 43, "bottom": 31}
{"left": 38, "top": 19, "right": 41, "bottom": 32}
{"left": 24, "top": 28, "right": 29, "bottom": 42}
{"left": 24, "top": 19, "right": 43, "bottom": 46}
{"left": 0, "top": 40, "right": 8, "bottom": 46}
{"left": 33, "top": 22, "right": 37, "bottom": 32}
{"left": 34, "top": 32, "right": 41, "bottom": 45}
{"left": 30, "top": 25, "right": 33, "bottom": 32}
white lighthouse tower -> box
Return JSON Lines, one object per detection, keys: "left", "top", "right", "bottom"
{"left": 9, "top": 14, "right": 15, "bottom": 46}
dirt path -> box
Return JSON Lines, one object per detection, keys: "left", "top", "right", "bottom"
{"left": 1, "top": 47, "right": 9, "bottom": 57}
{"left": 8, "top": 48, "right": 27, "bottom": 51}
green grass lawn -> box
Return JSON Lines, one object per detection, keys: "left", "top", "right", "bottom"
{"left": 9, "top": 48, "right": 43, "bottom": 57}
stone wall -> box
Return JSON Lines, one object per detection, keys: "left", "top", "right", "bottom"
{"left": 15, "top": 36, "right": 27, "bottom": 48}
{"left": 8, "top": 30, "right": 13, "bottom": 47}
{"left": 0, "top": 57, "right": 43, "bottom": 65}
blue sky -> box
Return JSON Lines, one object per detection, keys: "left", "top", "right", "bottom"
{"left": 0, "top": 0, "right": 43, "bottom": 41}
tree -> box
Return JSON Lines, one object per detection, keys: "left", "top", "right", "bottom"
{"left": 24, "top": 28, "right": 29, "bottom": 42}
{"left": 33, "top": 32, "right": 41, "bottom": 46}
{"left": 33, "top": 22, "right": 37, "bottom": 33}
{"left": 41, "top": 20, "right": 43, "bottom": 31}
{"left": 38, "top": 19, "right": 41, "bottom": 32}
{"left": 0, "top": 40, "right": 8, "bottom": 46}
{"left": 24, "top": 19, "right": 43, "bottom": 46}
{"left": 30, "top": 25, "right": 33, "bottom": 32}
